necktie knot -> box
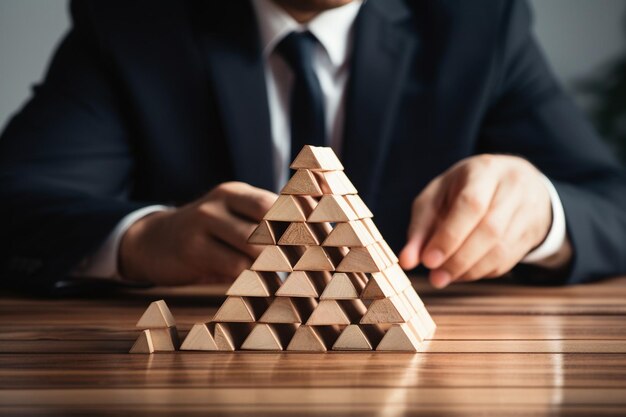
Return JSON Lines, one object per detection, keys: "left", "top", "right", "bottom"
{"left": 276, "top": 31, "right": 318, "bottom": 74}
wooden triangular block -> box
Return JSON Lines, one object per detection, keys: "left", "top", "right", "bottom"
{"left": 212, "top": 296, "right": 267, "bottom": 322}
{"left": 344, "top": 194, "right": 373, "bottom": 219}
{"left": 290, "top": 145, "right": 344, "bottom": 171}
{"left": 414, "top": 306, "right": 437, "bottom": 339}
{"left": 180, "top": 323, "right": 217, "bottom": 351}
{"left": 306, "top": 300, "right": 350, "bottom": 325}
{"left": 287, "top": 325, "right": 328, "bottom": 351}
{"left": 241, "top": 324, "right": 297, "bottom": 351}
{"left": 383, "top": 264, "right": 412, "bottom": 293}
{"left": 332, "top": 325, "right": 373, "bottom": 350}
{"left": 277, "top": 222, "right": 319, "bottom": 246}
{"left": 247, "top": 220, "right": 276, "bottom": 245}
{"left": 213, "top": 323, "right": 253, "bottom": 351}
{"left": 150, "top": 327, "right": 180, "bottom": 351}
{"left": 136, "top": 300, "right": 176, "bottom": 328}
{"left": 251, "top": 246, "right": 293, "bottom": 272}
{"left": 360, "top": 295, "right": 412, "bottom": 324}
{"left": 264, "top": 195, "right": 306, "bottom": 221}
{"left": 372, "top": 242, "right": 392, "bottom": 268}
{"left": 320, "top": 273, "right": 361, "bottom": 300}
{"left": 307, "top": 195, "right": 358, "bottom": 222}
{"left": 227, "top": 270, "right": 281, "bottom": 297}
{"left": 361, "top": 272, "right": 396, "bottom": 299}
{"left": 259, "top": 297, "right": 302, "bottom": 323}
{"left": 276, "top": 271, "right": 320, "bottom": 297}
{"left": 336, "top": 246, "right": 386, "bottom": 272}
{"left": 281, "top": 169, "right": 323, "bottom": 196}
{"left": 402, "top": 287, "right": 424, "bottom": 312}
{"left": 322, "top": 221, "right": 374, "bottom": 247}
{"left": 293, "top": 246, "right": 336, "bottom": 271}
{"left": 241, "top": 324, "right": 281, "bottom": 350}
{"left": 214, "top": 323, "right": 235, "bottom": 351}
{"left": 129, "top": 329, "right": 154, "bottom": 354}
{"left": 361, "top": 218, "right": 383, "bottom": 241}
{"left": 379, "top": 240, "right": 398, "bottom": 263}
{"left": 336, "top": 171, "right": 358, "bottom": 194}
{"left": 316, "top": 171, "right": 351, "bottom": 195}
{"left": 376, "top": 323, "right": 422, "bottom": 351}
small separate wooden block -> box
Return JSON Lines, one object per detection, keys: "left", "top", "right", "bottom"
{"left": 129, "top": 329, "right": 154, "bottom": 354}
{"left": 136, "top": 300, "right": 176, "bottom": 328}
{"left": 180, "top": 323, "right": 217, "bottom": 351}
{"left": 150, "top": 327, "right": 180, "bottom": 351}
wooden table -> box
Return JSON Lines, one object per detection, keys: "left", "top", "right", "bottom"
{"left": 1, "top": 276, "right": 626, "bottom": 416}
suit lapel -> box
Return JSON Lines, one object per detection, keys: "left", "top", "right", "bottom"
{"left": 195, "top": 1, "right": 275, "bottom": 191}
{"left": 342, "top": 0, "right": 419, "bottom": 209}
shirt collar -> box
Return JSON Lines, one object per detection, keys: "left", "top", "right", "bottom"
{"left": 251, "top": 0, "right": 363, "bottom": 68}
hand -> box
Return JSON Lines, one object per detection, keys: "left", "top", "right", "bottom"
{"left": 399, "top": 154, "right": 565, "bottom": 288}
{"left": 119, "top": 182, "right": 277, "bottom": 286}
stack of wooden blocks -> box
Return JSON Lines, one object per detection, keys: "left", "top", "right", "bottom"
{"left": 130, "top": 300, "right": 180, "bottom": 353}
{"left": 174, "top": 145, "right": 436, "bottom": 353}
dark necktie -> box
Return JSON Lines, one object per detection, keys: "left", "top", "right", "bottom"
{"left": 276, "top": 31, "right": 326, "bottom": 161}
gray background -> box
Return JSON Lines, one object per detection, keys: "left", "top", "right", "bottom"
{"left": 1, "top": 0, "right": 626, "bottom": 131}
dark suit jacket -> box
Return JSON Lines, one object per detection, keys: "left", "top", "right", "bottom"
{"left": 1, "top": 0, "right": 625, "bottom": 292}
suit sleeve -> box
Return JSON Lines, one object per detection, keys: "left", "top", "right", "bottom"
{"left": 0, "top": 1, "right": 147, "bottom": 292}
{"left": 478, "top": 0, "right": 626, "bottom": 284}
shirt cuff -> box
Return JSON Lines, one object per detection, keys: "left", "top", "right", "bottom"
{"left": 72, "top": 205, "right": 171, "bottom": 280}
{"left": 521, "top": 175, "right": 567, "bottom": 265}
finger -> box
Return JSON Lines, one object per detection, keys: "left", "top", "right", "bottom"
{"left": 398, "top": 176, "right": 445, "bottom": 270}
{"left": 458, "top": 206, "right": 531, "bottom": 282}
{"left": 222, "top": 182, "right": 278, "bottom": 221}
{"left": 421, "top": 165, "right": 500, "bottom": 270}
{"left": 202, "top": 207, "right": 263, "bottom": 258}
{"left": 429, "top": 181, "right": 522, "bottom": 287}
{"left": 199, "top": 237, "right": 253, "bottom": 279}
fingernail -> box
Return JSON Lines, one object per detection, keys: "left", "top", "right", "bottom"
{"left": 431, "top": 270, "right": 452, "bottom": 289}
{"left": 423, "top": 249, "right": 444, "bottom": 268}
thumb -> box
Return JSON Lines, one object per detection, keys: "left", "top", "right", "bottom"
{"left": 398, "top": 177, "right": 443, "bottom": 270}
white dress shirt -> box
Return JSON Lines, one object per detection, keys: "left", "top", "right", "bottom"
{"left": 74, "top": 0, "right": 567, "bottom": 280}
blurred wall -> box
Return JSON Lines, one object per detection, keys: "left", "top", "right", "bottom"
{"left": 1, "top": 0, "right": 626, "bottom": 131}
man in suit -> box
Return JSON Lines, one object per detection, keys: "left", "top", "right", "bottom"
{"left": 1, "top": 0, "right": 625, "bottom": 294}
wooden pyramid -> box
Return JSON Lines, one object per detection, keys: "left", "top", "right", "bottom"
{"left": 181, "top": 145, "right": 436, "bottom": 352}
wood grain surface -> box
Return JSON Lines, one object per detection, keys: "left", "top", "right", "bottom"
{"left": 1, "top": 276, "right": 626, "bottom": 416}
